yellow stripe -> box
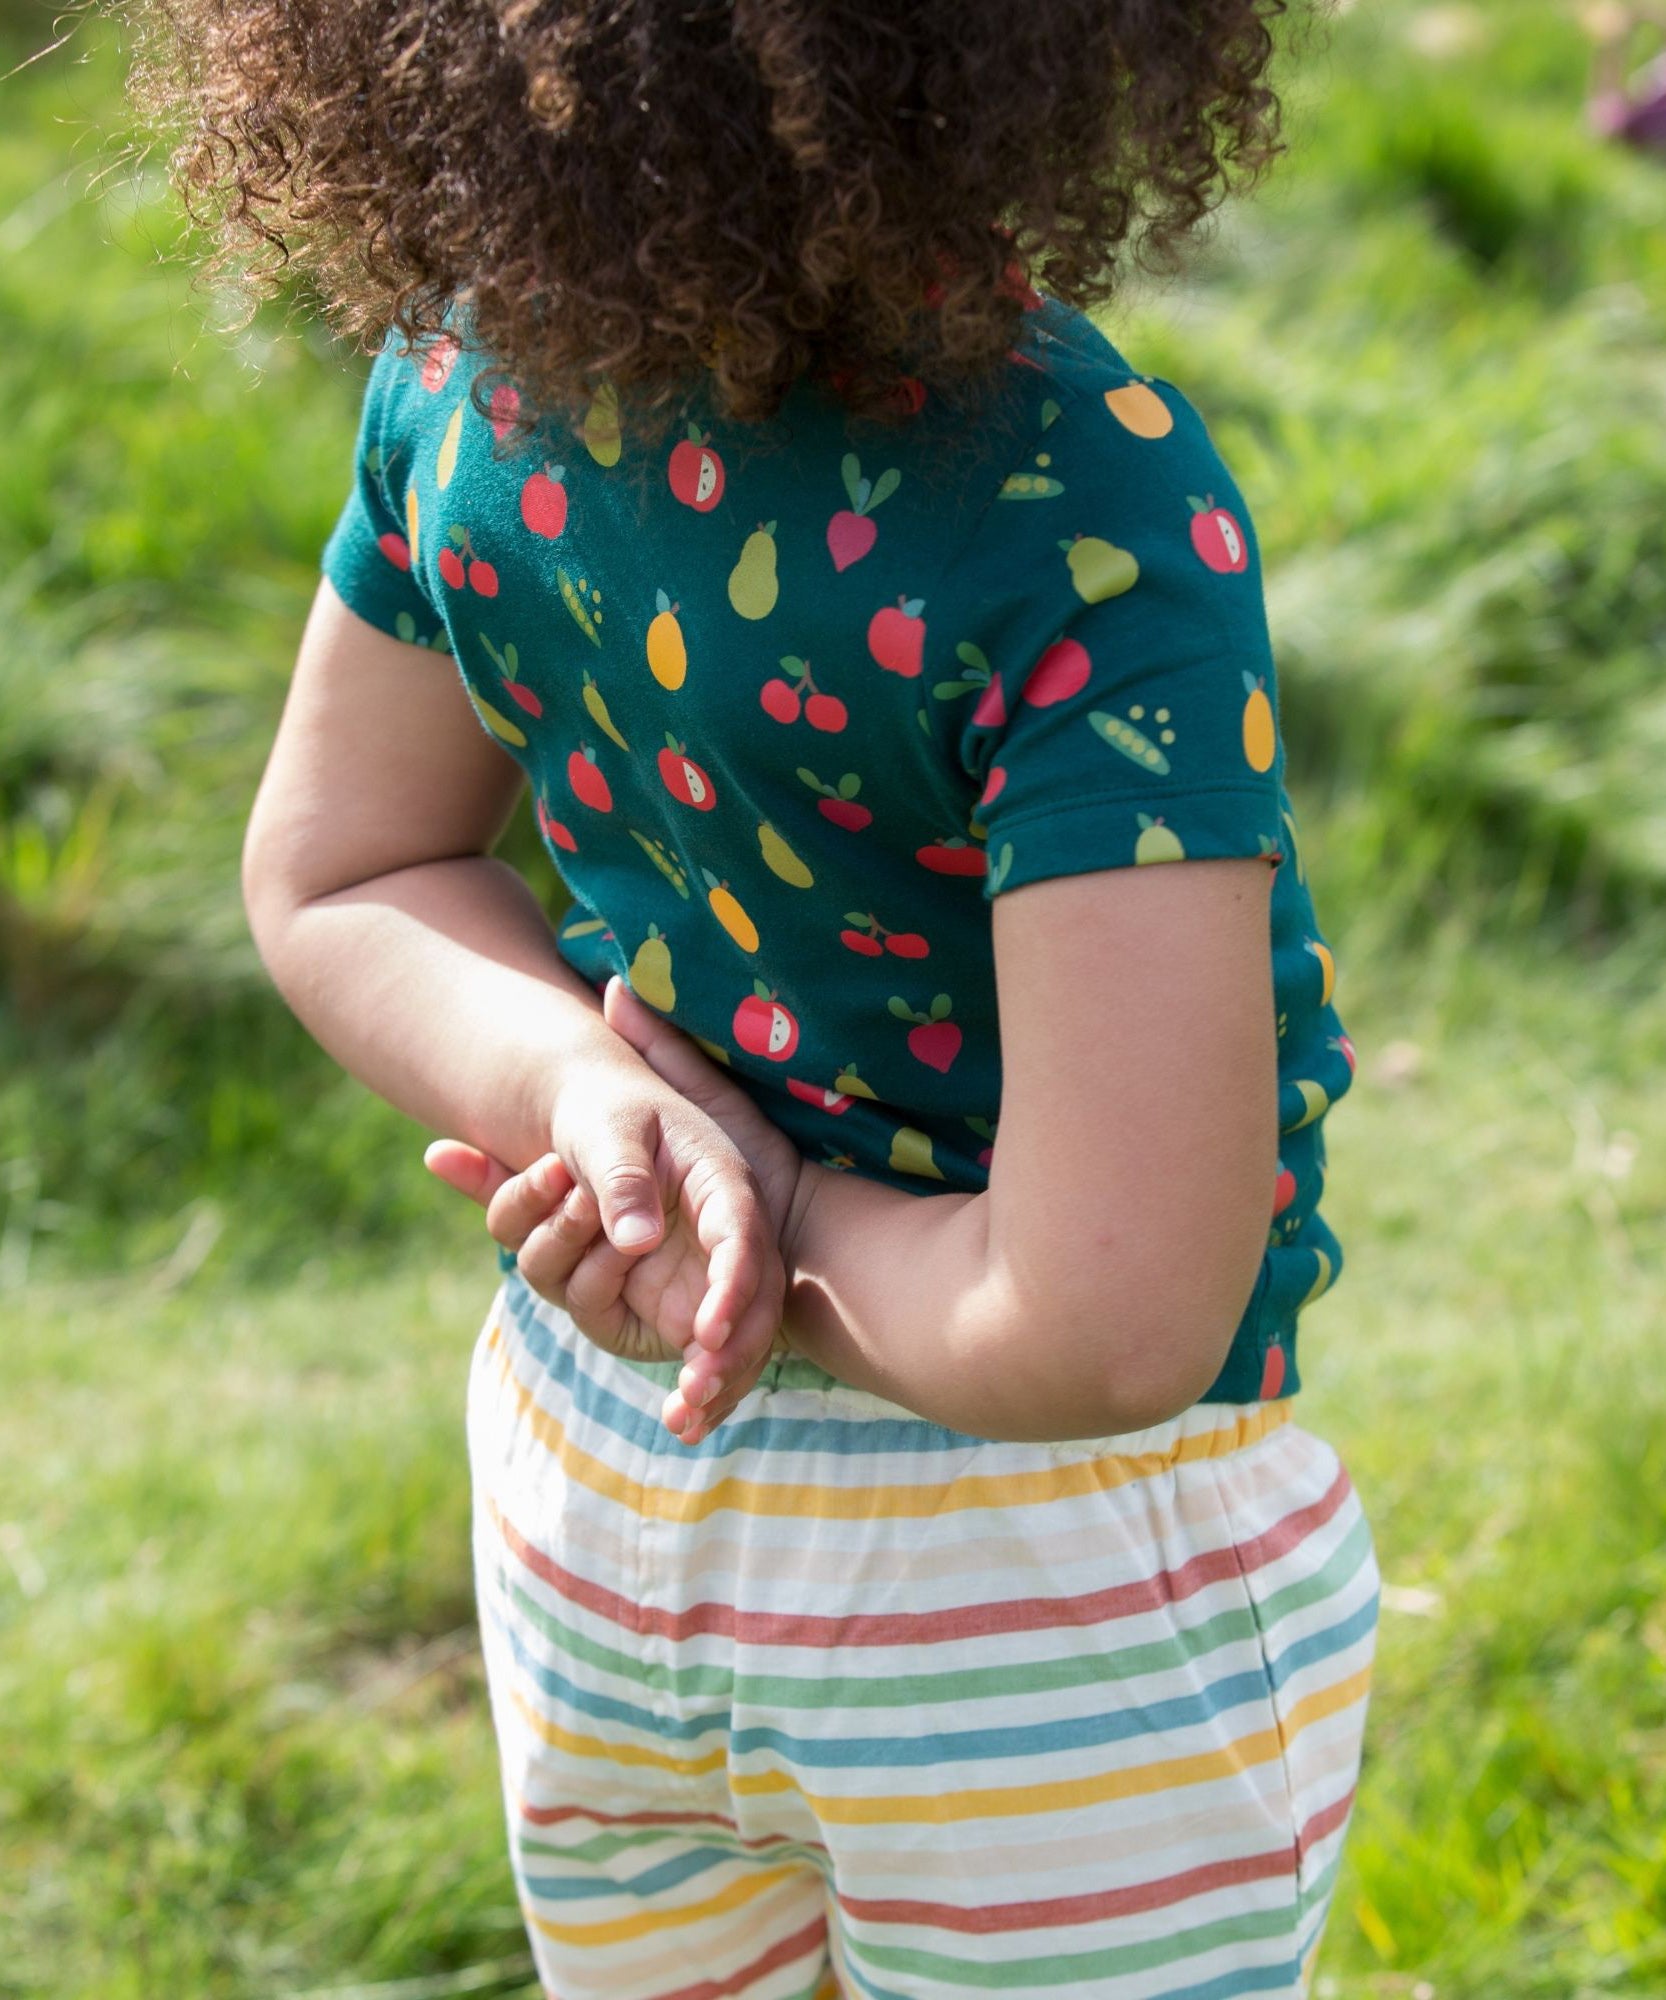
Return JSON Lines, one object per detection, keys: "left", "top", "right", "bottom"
{"left": 483, "top": 1319, "right": 1294, "bottom": 1524}
{"left": 508, "top": 1666, "right": 1375, "bottom": 1828}
{"left": 525, "top": 1856, "right": 801, "bottom": 1946}
{"left": 511, "top": 1687, "right": 729, "bottom": 1779}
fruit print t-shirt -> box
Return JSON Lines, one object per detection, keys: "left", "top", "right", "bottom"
{"left": 320, "top": 295, "right": 1354, "bottom": 1407}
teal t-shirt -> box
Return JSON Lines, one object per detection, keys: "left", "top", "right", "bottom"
{"left": 320, "top": 297, "right": 1353, "bottom": 1405}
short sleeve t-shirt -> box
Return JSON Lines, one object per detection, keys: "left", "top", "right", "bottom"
{"left": 321, "top": 296, "right": 1354, "bottom": 1405}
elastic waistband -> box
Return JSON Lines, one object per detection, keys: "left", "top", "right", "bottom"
{"left": 498, "top": 1271, "right": 1291, "bottom": 1463}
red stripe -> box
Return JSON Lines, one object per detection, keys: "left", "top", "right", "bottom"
{"left": 837, "top": 1836, "right": 1297, "bottom": 1933}
{"left": 1296, "top": 1782, "right": 1357, "bottom": 1861}
{"left": 643, "top": 1913, "right": 828, "bottom": 2000}
{"left": 493, "top": 1464, "right": 1353, "bottom": 1651}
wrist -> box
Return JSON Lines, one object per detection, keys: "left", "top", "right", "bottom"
{"left": 779, "top": 1156, "right": 828, "bottom": 1280}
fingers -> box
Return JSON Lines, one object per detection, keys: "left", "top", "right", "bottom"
{"left": 424, "top": 1139, "right": 516, "bottom": 1208}
{"left": 485, "top": 1153, "right": 579, "bottom": 1253}
{"left": 558, "top": 1082, "right": 668, "bottom": 1255}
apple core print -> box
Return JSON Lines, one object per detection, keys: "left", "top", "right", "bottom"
{"left": 318, "top": 294, "right": 1350, "bottom": 1406}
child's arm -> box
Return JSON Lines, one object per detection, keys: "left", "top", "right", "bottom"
{"left": 243, "top": 579, "right": 790, "bottom": 1361}
{"left": 611, "top": 857, "right": 1279, "bottom": 1442}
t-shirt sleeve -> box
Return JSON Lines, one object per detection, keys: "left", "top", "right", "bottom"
{"left": 319, "top": 335, "right": 446, "bottom": 645}
{"left": 947, "top": 374, "right": 1286, "bottom": 898}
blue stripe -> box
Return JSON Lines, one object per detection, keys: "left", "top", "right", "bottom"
{"left": 501, "top": 1274, "right": 981, "bottom": 1459}
{"left": 1262, "top": 1592, "right": 1380, "bottom": 1693}
{"left": 490, "top": 1605, "right": 1336, "bottom": 1770}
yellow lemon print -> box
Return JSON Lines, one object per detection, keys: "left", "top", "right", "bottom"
{"left": 1104, "top": 381, "right": 1175, "bottom": 439}
{"left": 436, "top": 403, "right": 464, "bottom": 490}
{"left": 1241, "top": 673, "right": 1276, "bottom": 774}
{"left": 647, "top": 590, "right": 687, "bottom": 689}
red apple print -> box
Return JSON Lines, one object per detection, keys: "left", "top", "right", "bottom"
{"left": 377, "top": 531, "right": 413, "bottom": 572}
{"left": 668, "top": 424, "right": 725, "bottom": 511}
{"left": 420, "top": 333, "right": 460, "bottom": 393}
{"left": 787, "top": 1078, "right": 853, "bottom": 1114}
{"left": 980, "top": 766, "right": 1007, "bottom": 809}
{"left": 568, "top": 746, "right": 613, "bottom": 813}
{"left": 520, "top": 464, "right": 568, "bottom": 540}
{"left": 438, "top": 547, "right": 466, "bottom": 590}
{"left": 1332, "top": 1034, "right": 1357, "bottom": 1075}
{"left": 537, "top": 800, "right": 578, "bottom": 853}
{"left": 657, "top": 733, "right": 717, "bottom": 810}
{"left": 1023, "top": 638, "right": 1091, "bottom": 707}
{"left": 867, "top": 596, "right": 927, "bottom": 677}
{"left": 798, "top": 767, "right": 871, "bottom": 829}
{"left": 1273, "top": 1165, "right": 1297, "bottom": 1218}
{"left": 1189, "top": 495, "right": 1249, "bottom": 575}
{"left": 1259, "top": 1344, "right": 1287, "bottom": 1400}
{"left": 916, "top": 838, "right": 986, "bottom": 876}
{"left": 734, "top": 984, "right": 799, "bottom": 1061}
{"left": 804, "top": 693, "right": 848, "bottom": 732}
{"left": 890, "top": 993, "right": 961, "bottom": 1074}
{"left": 761, "top": 679, "right": 801, "bottom": 724}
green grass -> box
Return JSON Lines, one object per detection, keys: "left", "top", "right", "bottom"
{"left": 3, "top": 0, "right": 1666, "bottom": 1990}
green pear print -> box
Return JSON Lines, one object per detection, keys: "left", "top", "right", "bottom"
{"left": 729, "top": 522, "right": 779, "bottom": 620}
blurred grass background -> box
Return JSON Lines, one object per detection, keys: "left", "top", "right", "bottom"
{"left": 1, "top": 0, "right": 1664, "bottom": 1993}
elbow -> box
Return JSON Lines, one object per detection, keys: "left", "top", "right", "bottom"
{"left": 1045, "top": 1217, "right": 1268, "bottom": 1439}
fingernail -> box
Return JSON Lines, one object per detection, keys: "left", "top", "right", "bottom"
{"left": 612, "top": 1210, "right": 658, "bottom": 1247}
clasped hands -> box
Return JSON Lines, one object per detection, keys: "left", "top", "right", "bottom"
{"left": 425, "top": 975, "right": 812, "bottom": 1445}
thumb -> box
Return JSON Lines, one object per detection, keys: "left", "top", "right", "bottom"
{"left": 424, "top": 1139, "right": 515, "bottom": 1208}
{"left": 604, "top": 975, "right": 735, "bottom": 1118}
{"left": 564, "top": 1091, "right": 666, "bottom": 1252}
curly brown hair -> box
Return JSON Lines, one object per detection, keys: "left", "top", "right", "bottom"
{"left": 124, "top": 0, "right": 1295, "bottom": 439}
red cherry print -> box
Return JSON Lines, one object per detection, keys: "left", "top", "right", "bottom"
{"left": 520, "top": 465, "right": 568, "bottom": 539}
{"left": 438, "top": 547, "right": 466, "bottom": 590}
{"left": 420, "top": 333, "right": 460, "bottom": 393}
{"left": 840, "top": 930, "right": 885, "bottom": 957}
{"left": 568, "top": 747, "right": 613, "bottom": 813}
{"left": 468, "top": 559, "right": 499, "bottom": 597}
{"left": 868, "top": 597, "right": 927, "bottom": 677}
{"left": 1023, "top": 638, "right": 1091, "bottom": 707}
{"left": 760, "top": 680, "right": 802, "bottom": 724}
{"left": 537, "top": 800, "right": 578, "bottom": 853}
{"left": 668, "top": 425, "right": 725, "bottom": 511}
{"left": 377, "top": 531, "right": 413, "bottom": 572}
{"left": 1259, "top": 1344, "right": 1286, "bottom": 1399}
{"left": 657, "top": 735, "right": 717, "bottom": 811}
{"left": 884, "top": 932, "right": 929, "bottom": 959}
{"left": 804, "top": 693, "right": 848, "bottom": 732}
{"left": 1273, "top": 1165, "right": 1297, "bottom": 1218}
{"left": 1189, "top": 495, "right": 1250, "bottom": 575}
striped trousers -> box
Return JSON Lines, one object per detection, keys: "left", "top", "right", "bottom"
{"left": 467, "top": 1272, "right": 1380, "bottom": 2000}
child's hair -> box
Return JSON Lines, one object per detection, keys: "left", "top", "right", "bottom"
{"left": 128, "top": 0, "right": 1293, "bottom": 435}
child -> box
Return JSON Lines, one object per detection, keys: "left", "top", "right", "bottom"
{"left": 153, "top": 0, "right": 1381, "bottom": 1990}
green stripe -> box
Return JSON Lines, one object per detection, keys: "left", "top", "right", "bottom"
{"left": 847, "top": 1901, "right": 1295, "bottom": 1987}
{"left": 1256, "top": 1514, "right": 1375, "bottom": 1632}
{"left": 502, "top": 1573, "right": 1258, "bottom": 1711}
{"left": 518, "top": 1825, "right": 830, "bottom": 1874}
{"left": 497, "top": 1514, "right": 1370, "bottom": 1716}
